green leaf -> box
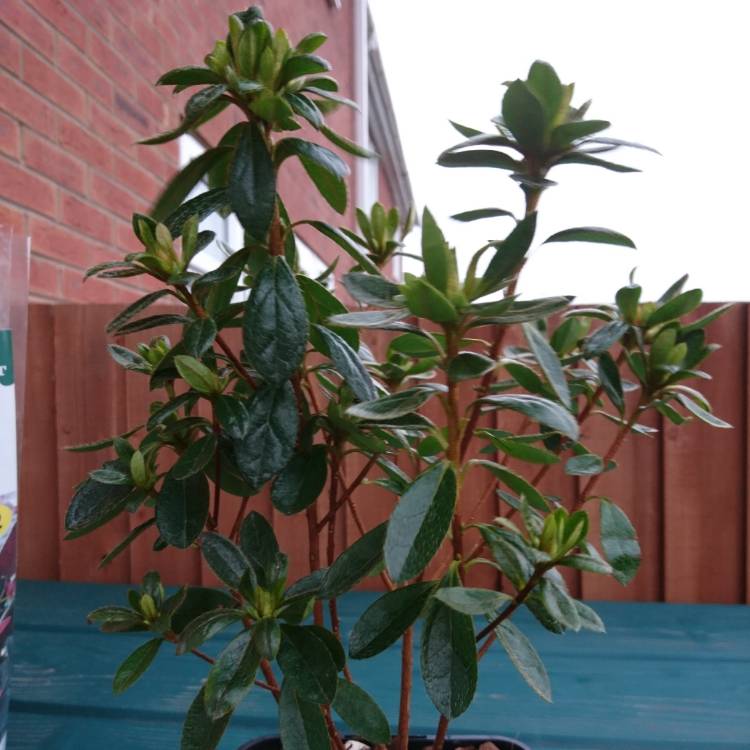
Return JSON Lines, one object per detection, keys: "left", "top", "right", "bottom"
{"left": 321, "top": 125, "right": 378, "bottom": 158}
{"left": 600, "top": 500, "right": 641, "bottom": 585}
{"left": 401, "top": 276, "right": 458, "bottom": 323}
{"left": 300, "top": 220, "right": 380, "bottom": 274}
{"left": 583, "top": 321, "right": 628, "bottom": 355}
{"left": 113, "top": 638, "right": 161, "bottom": 694}
{"left": 565, "top": 453, "right": 604, "bottom": 476}
{"left": 172, "top": 434, "right": 217, "bottom": 480}
{"left": 349, "top": 581, "right": 436, "bottom": 659}
{"left": 156, "top": 471, "right": 210, "bottom": 549}
{"left": 299, "top": 275, "right": 359, "bottom": 351}
{"left": 473, "top": 296, "right": 571, "bottom": 325}
{"left": 447, "top": 352, "right": 496, "bottom": 382}
{"left": 421, "top": 207, "right": 456, "bottom": 294}
{"left": 647, "top": 289, "right": 703, "bottom": 326}
{"left": 251, "top": 618, "right": 280, "bottom": 660}
{"left": 328, "top": 309, "right": 410, "bottom": 329}
{"left": 229, "top": 122, "right": 276, "bottom": 242}
{"left": 674, "top": 392, "right": 731, "bottom": 429}
{"left": 575, "top": 600, "right": 606, "bottom": 633}
{"left": 502, "top": 79, "right": 547, "bottom": 150}
{"left": 169, "top": 587, "right": 237, "bottom": 635}
{"left": 544, "top": 227, "right": 635, "bottom": 248}
{"left": 314, "top": 325, "right": 375, "bottom": 401}
{"left": 598, "top": 352, "right": 625, "bottom": 414}
{"left": 88, "top": 606, "right": 144, "bottom": 633}
{"left": 244, "top": 257, "right": 308, "bottom": 385}
{"left": 434, "top": 587, "right": 510, "bottom": 616}
{"left": 279, "top": 682, "right": 329, "bottom": 750}
{"left": 151, "top": 147, "right": 230, "bottom": 223}
{"left": 526, "top": 60, "right": 564, "bottom": 124}
{"left": 421, "top": 598, "right": 477, "bottom": 719}
{"left": 385, "top": 463, "right": 457, "bottom": 583}
{"left": 234, "top": 382, "right": 299, "bottom": 492}
{"left": 174, "top": 356, "right": 221, "bottom": 394}
{"left": 276, "top": 139, "right": 349, "bottom": 213}
{"left": 146, "top": 392, "right": 198, "bottom": 431}
{"left": 271, "top": 446, "right": 328, "bottom": 515}
{"left": 178, "top": 608, "right": 243, "bottom": 655}
{"left": 332, "top": 678, "right": 390, "bottom": 743}
{"left": 113, "top": 314, "right": 191, "bottom": 335}
{"left": 474, "top": 460, "right": 549, "bottom": 512}
{"left": 240, "top": 511, "right": 283, "bottom": 588}
{"left": 551, "top": 119, "right": 610, "bottom": 147}
{"left": 451, "top": 208, "right": 516, "bottom": 222}
{"left": 347, "top": 386, "right": 437, "bottom": 421}
{"left": 296, "top": 32, "right": 327, "bottom": 54}
{"left": 277, "top": 625, "right": 338, "bottom": 704}
{"left": 214, "top": 395, "right": 250, "bottom": 440}
{"left": 322, "top": 522, "right": 387, "bottom": 598}
{"left": 141, "top": 85, "right": 228, "bottom": 146}
{"left": 437, "top": 150, "right": 519, "bottom": 170}
{"left": 523, "top": 323, "right": 571, "bottom": 408}
{"left": 157, "top": 66, "right": 223, "bottom": 87}
{"left": 106, "top": 290, "right": 173, "bottom": 334}
{"left": 480, "top": 394, "right": 579, "bottom": 441}
{"left": 184, "top": 318, "right": 218, "bottom": 357}
{"left": 477, "top": 213, "right": 537, "bottom": 297}
{"left": 65, "top": 478, "right": 132, "bottom": 533}
{"left": 204, "top": 630, "right": 260, "bottom": 719}
{"left": 681, "top": 302, "right": 732, "bottom": 333}
{"left": 481, "top": 433, "right": 559, "bottom": 465}
{"left": 165, "top": 188, "right": 229, "bottom": 238}
{"left": 540, "top": 578, "right": 581, "bottom": 631}
{"left": 493, "top": 619, "right": 551, "bottom": 702}
{"left": 554, "top": 152, "right": 639, "bottom": 173}
{"left": 180, "top": 686, "right": 232, "bottom": 750}
{"left": 341, "top": 272, "right": 401, "bottom": 308}
{"left": 99, "top": 518, "right": 157, "bottom": 569}
{"left": 200, "top": 532, "right": 250, "bottom": 589}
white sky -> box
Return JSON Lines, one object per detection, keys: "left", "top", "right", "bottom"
{"left": 369, "top": 0, "right": 749, "bottom": 303}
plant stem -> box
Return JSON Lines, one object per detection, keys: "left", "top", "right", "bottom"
{"left": 190, "top": 648, "right": 214, "bottom": 664}
{"left": 306, "top": 504, "right": 324, "bottom": 626}
{"left": 260, "top": 659, "right": 281, "bottom": 704}
{"left": 397, "top": 626, "right": 414, "bottom": 750}
{"left": 434, "top": 715, "right": 450, "bottom": 750}
{"left": 229, "top": 496, "right": 250, "bottom": 543}
{"left": 209, "top": 410, "right": 221, "bottom": 530}
{"left": 316, "top": 455, "right": 378, "bottom": 531}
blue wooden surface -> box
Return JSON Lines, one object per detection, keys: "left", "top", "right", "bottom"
{"left": 7, "top": 580, "right": 750, "bottom": 750}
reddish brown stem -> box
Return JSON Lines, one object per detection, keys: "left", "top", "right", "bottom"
{"left": 260, "top": 660, "right": 281, "bottom": 704}
{"left": 230, "top": 496, "right": 250, "bottom": 543}
{"left": 434, "top": 715, "right": 450, "bottom": 750}
{"left": 397, "top": 626, "right": 414, "bottom": 750}
{"left": 190, "top": 648, "right": 214, "bottom": 664}
{"left": 306, "top": 504, "right": 324, "bottom": 626}
{"left": 209, "top": 412, "right": 221, "bottom": 530}
{"left": 316, "top": 455, "right": 378, "bottom": 531}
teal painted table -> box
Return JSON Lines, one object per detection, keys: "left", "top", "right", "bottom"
{"left": 7, "top": 581, "right": 750, "bottom": 749}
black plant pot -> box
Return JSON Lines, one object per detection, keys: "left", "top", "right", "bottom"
{"left": 239, "top": 736, "right": 531, "bottom": 750}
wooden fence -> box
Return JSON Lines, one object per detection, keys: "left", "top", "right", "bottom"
{"left": 17, "top": 303, "right": 750, "bottom": 604}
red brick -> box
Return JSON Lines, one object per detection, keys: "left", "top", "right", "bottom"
{"left": 0, "top": 25, "right": 22, "bottom": 76}
{"left": 22, "top": 47, "right": 86, "bottom": 121}
{"left": 87, "top": 30, "right": 137, "bottom": 98}
{"left": 0, "top": 201, "right": 26, "bottom": 235}
{"left": 62, "top": 268, "right": 138, "bottom": 304}
{"left": 88, "top": 98, "right": 136, "bottom": 151}
{"left": 0, "top": 112, "right": 20, "bottom": 158}
{"left": 133, "top": 80, "right": 165, "bottom": 126}
{"left": 57, "top": 36, "right": 112, "bottom": 108}
{"left": 28, "top": 214, "right": 98, "bottom": 268}
{"left": 58, "top": 114, "right": 112, "bottom": 169}
{"left": 1, "top": 5, "right": 55, "bottom": 58}
{"left": 65, "top": 0, "right": 110, "bottom": 39}
{"left": 90, "top": 171, "right": 147, "bottom": 219}
{"left": 113, "top": 90, "right": 150, "bottom": 135}
{"left": 0, "top": 74, "right": 56, "bottom": 135}
{"left": 25, "top": 0, "right": 87, "bottom": 50}
{"left": 0, "top": 156, "right": 56, "bottom": 217}
{"left": 29, "top": 254, "right": 61, "bottom": 298}
{"left": 111, "top": 152, "right": 162, "bottom": 204}
{"left": 112, "top": 25, "right": 157, "bottom": 83}
{"left": 24, "top": 130, "right": 86, "bottom": 194}
{"left": 60, "top": 191, "right": 113, "bottom": 243}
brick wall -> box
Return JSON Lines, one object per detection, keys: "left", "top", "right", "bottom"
{"left": 0, "top": 0, "right": 360, "bottom": 304}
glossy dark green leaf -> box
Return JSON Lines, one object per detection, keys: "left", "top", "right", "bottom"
{"left": 253, "top": 618, "right": 281, "bottom": 660}
{"left": 551, "top": 119, "right": 610, "bottom": 146}
{"left": 421, "top": 599, "right": 477, "bottom": 719}
{"left": 300, "top": 220, "right": 380, "bottom": 275}
{"left": 482, "top": 434, "right": 559, "bottom": 465}
{"left": 401, "top": 276, "right": 458, "bottom": 323}
{"left": 214, "top": 395, "right": 251, "bottom": 440}
{"left": 349, "top": 581, "right": 436, "bottom": 659}
{"left": 204, "top": 630, "right": 260, "bottom": 719}
{"left": 421, "top": 207, "right": 457, "bottom": 294}
{"left": 229, "top": 122, "right": 276, "bottom": 242}
{"left": 434, "top": 587, "right": 510, "bottom": 616}
{"left": 674, "top": 392, "right": 731, "bottom": 428}
{"left": 173, "top": 434, "right": 217, "bottom": 480}
{"left": 583, "top": 321, "right": 629, "bottom": 356}
{"left": 600, "top": 500, "right": 641, "bottom": 585}
{"left": 321, "top": 522, "right": 387, "bottom": 598}
{"left": 180, "top": 686, "right": 232, "bottom": 750}
{"left": 169, "top": 587, "right": 237, "bottom": 635}
{"left": 65, "top": 478, "right": 133, "bottom": 534}
{"left": 450, "top": 208, "right": 515, "bottom": 222}
{"left": 157, "top": 66, "right": 223, "bottom": 87}
{"left": 478, "top": 213, "right": 537, "bottom": 297}
{"left": 271, "top": 445, "right": 328, "bottom": 515}
{"left": 437, "top": 150, "right": 519, "bottom": 170}
{"left": 184, "top": 318, "right": 218, "bottom": 357}
{"left": 200, "top": 532, "right": 250, "bottom": 589}
{"left": 277, "top": 625, "right": 338, "bottom": 704}
{"left": 598, "top": 352, "right": 624, "bottom": 413}
{"left": 544, "top": 227, "right": 635, "bottom": 248}
{"left": 165, "top": 188, "right": 229, "bottom": 238}
{"left": 321, "top": 125, "right": 378, "bottom": 158}
{"left": 565, "top": 453, "right": 604, "bottom": 476}
{"left": 239, "top": 511, "right": 282, "bottom": 587}
{"left": 113, "top": 314, "right": 191, "bottom": 335}
{"left": 481, "top": 529, "right": 534, "bottom": 588}
{"left": 113, "top": 638, "right": 161, "bottom": 694}
{"left": 493, "top": 619, "right": 552, "bottom": 702}
{"left": 554, "top": 152, "right": 639, "bottom": 173}
{"left": 276, "top": 138, "right": 349, "bottom": 213}
{"left": 480, "top": 394, "right": 579, "bottom": 441}
{"left": 146, "top": 392, "right": 199, "bottom": 431}
{"left": 473, "top": 296, "right": 571, "bottom": 325}
{"left": 156, "top": 471, "right": 210, "bottom": 549}
{"left": 314, "top": 325, "right": 375, "bottom": 401}
{"left": 234, "top": 382, "right": 299, "bottom": 492}
{"left": 526, "top": 60, "right": 564, "bottom": 123}
{"left": 502, "top": 79, "right": 547, "bottom": 150}
{"left": 106, "top": 290, "right": 173, "bottom": 334}
{"left": 447, "top": 352, "right": 496, "bottom": 382}
{"left": 244, "top": 257, "right": 308, "bottom": 385}
{"left": 99, "top": 517, "right": 157, "bottom": 569}
{"left": 332, "top": 678, "right": 390, "bottom": 743}
{"left": 385, "top": 462, "right": 457, "bottom": 582}
{"left": 178, "top": 608, "right": 243, "bottom": 654}
{"left": 88, "top": 606, "right": 144, "bottom": 633}
{"left": 347, "top": 386, "right": 436, "bottom": 421}
{"left": 523, "top": 323, "right": 571, "bottom": 408}
{"left": 341, "top": 272, "right": 401, "bottom": 308}
{"left": 647, "top": 289, "right": 703, "bottom": 326}
{"left": 474, "top": 460, "right": 548, "bottom": 512}
{"left": 279, "top": 682, "right": 329, "bottom": 750}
